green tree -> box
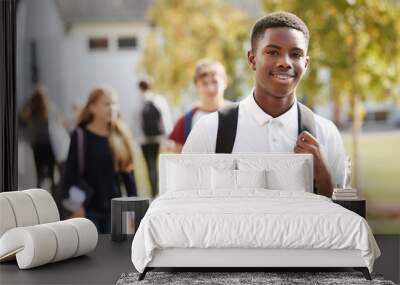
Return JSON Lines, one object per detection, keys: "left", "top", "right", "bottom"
{"left": 140, "top": 0, "right": 251, "bottom": 104}
{"left": 260, "top": 0, "right": 400, "bottom": 188}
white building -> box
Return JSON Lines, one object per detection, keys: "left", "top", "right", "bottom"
{"left": 17, "top": 0, "right": 153, "bottom": 125}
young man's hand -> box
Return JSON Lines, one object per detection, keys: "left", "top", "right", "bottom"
{"left": 294, "top": 131, "right": 333, "bottom": 197}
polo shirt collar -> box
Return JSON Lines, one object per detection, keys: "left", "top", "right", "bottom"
{"left": 243, "top": 91, "right": 298, "bottom": 130}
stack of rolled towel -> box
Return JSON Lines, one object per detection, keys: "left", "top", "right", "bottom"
{"left": 0, "top": 189, "right": 98, "bottom": 269}
{"left": 332, "top": 188, "right": 359, "bottom": 200}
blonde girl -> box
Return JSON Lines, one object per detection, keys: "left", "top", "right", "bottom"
{"left": 62, "top": 86, "right": 137, "bottom": 233}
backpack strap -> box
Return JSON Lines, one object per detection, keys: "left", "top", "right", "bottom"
{"left": 297, "top": 102, "right": 316, "bottom": 137}
{"left": 183, "top": 109, "right": 196, "bottom": 144}
{"left": 76, "top": 127, "right": 85, "bottom": 176}
{"left": 215, "top": 103, "right": 239, "bottom": 153}
{"left": 296, "top": 102, "right": 318, "bottom": 194}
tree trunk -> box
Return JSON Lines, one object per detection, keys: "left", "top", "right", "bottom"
{"left": 350, "top": 20, "right": 360, "bottom": 190}
{"left": 330, "top": 84, "right": 342, "bottom": 129}
{"left": 350, "top": 94, "right": 361, "bottom": 189}
{"left": 334, "top": 102, "right": 342, "bottom": 129}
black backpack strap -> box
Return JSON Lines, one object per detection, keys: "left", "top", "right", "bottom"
{"left": 216, "top": 103, "right": 239, "bottom": 153}
{"left": 297, "top": 102, "right": 316, "bottom": 137}
{"left": 297, "top": 102, "right": 318, "bottom": 194}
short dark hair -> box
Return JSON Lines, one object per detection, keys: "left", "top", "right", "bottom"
{"left": 250, "top": 11, "right": 309, "bottom": 51}
{"left": 138, "top": 80, "right": 150, "bottom": 91}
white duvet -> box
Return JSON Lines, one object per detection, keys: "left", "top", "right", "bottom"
{"left": 131, "top": 190, "right": 380, "bottom": 273}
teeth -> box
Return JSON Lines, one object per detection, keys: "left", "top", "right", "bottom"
{"left": 273, "top": 74, "right": 292, "bottom": 79}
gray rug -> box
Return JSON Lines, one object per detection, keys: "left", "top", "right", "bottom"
{"left": 116, "top": 271, "right": 396, "bottom": 285}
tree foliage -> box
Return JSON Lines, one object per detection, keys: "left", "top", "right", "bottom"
{"left": 261, "top": 0, "right": 400, "bottom": 107}
{"left": 140, "top": 0, "right": 251, "bottom": 104}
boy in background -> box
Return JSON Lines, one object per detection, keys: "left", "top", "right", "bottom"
{"left": 169, "top": 58, "right": 229, "bottom": 153}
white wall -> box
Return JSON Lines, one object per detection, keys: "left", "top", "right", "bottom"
{"left": 60, "top": 23, "right": 149, "bottom": 126}
{"left": 17, "top": 0, "right": 64, "bottom": 107}
{"left": 17, "top": 0, "right": 150, "bottom": 129}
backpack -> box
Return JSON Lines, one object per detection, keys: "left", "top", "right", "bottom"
{"left": 216, "top": 102, "right": 316, "bottom": 153}
{"left": 141, "top": 100, "right": 165, "bottom": 137}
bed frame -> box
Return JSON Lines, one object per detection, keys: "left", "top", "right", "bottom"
{"left": 138, "top": 154, "right": 372, "bottom": 281}
{"left": 139, "top": 249, "right": 371, "bottom": 280}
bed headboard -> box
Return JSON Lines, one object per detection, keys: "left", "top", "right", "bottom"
{"left": 158, "top": 153, "right": 314, "bottom": 195}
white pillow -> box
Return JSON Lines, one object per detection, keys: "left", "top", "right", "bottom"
{"left": 167, "top": 162, "right": 211, "bottom": 191}
{"left": 211, "top": 169, "right": 268, "bottom": 191}
{"left": 236, "top": 169, "right": 268, "bottom": 189}
{"left": 237, "top": 159, "right": 309, "bottom": 192}
{"left": 211, "top": 168, "right": 236, "bottom": 190}
{"left": 267, "top": 165, "right": 307, "bottom": 191}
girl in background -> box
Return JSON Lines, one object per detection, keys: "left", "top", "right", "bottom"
{"left": 62, "top": 86, "right": 137, "bottom": 233}
{"left": 19, "top": 85, "right": 56, "bottom": 189}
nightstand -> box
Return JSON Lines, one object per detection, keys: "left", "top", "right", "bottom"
{"left": 332, "top": 199, "right": 366, "bottom": 218}
{"left": 111, "top": 197, "right": 150, "bottom": 242}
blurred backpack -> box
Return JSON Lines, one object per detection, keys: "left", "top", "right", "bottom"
{"left": 141, "top": 99, "right": 165, "bottom": 137}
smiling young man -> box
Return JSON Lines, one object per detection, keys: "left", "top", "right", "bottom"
{"left": 182, "top": 12, "right": 346, "bottom": 197}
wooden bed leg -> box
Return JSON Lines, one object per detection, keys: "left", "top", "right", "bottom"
{"left": 354, "top": 267, "right": 371, "bottom": 280}
{"left": 138, "top": 268, "right": 148, "bottom": 281}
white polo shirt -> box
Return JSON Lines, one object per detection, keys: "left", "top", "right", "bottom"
{"left": 182, "top": 93, "right": 346, "bottom": 187}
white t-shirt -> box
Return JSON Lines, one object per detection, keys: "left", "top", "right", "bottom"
{"left": 191, "top": 110, "right": 210, "bottom": 128}
{"left": 182, "top": 93, "right": 346, "bottom": 187}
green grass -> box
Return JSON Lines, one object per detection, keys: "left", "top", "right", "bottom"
{"left": 343, "top": 131, "right": 400, "bottom": 200}
{"left": 367, "top": 218, "right": 400, "bottom": 234}
{"left": 132, "top": 144, "right": 151, "bottom": 197}
{"left": 343, "top": 130, "right": 400, "bottom": 233}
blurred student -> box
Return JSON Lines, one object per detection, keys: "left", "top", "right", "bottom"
{"left": 137, "top": 79, "right": 173, "bottom": 198}
{"left": 62, "top": 86, "right": 137, "bottom": 233}
{"left": 19, "top": 85, "right": 56, "bottom": 189}
{"left": 169, "top": 58, "right": 229, "bottom": 153}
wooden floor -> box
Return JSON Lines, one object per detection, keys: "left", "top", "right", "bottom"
{"left": 0, "top": 235, "right": 398, "bottom": 285}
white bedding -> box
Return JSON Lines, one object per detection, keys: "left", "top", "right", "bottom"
{"left": 131, "top": 190, "right": 380, "bottom": 273}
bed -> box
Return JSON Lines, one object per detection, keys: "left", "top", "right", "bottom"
{"left": 131, "top": 154, "right": 380, "bottom": 280}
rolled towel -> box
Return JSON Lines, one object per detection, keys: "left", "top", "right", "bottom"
{"left": 0, "top": 225, "right": 57, "bottom": 268}
{"left": 24, "top": 189, "right": 60, "bottom": 223}
{"left": 0, "top": 218, "right": 98, "bottom": 269}
{"left": 0, "top": 196, "right": 17, "bottom": 237}
{"left": 42, "top": 221, "right": 79, "bottom": 262}
{"left": 66, "top": 218, "right": 98, "bottom": 257}
{"left": 0, "top": 189, "right": 60, "bottom": 239}
{"left": 0, "top": 191, "right": 39, "bottom": 228}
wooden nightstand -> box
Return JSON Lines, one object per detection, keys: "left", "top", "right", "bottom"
{"left": 332, "top": 199, "right": 366, "bottom": 218}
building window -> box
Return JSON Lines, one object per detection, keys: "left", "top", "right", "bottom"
{"left": 88, "top": 37, "right": 108, "bottom": 50}
{"left": 118, "top": 36, "right": 137, "bottom": 50}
